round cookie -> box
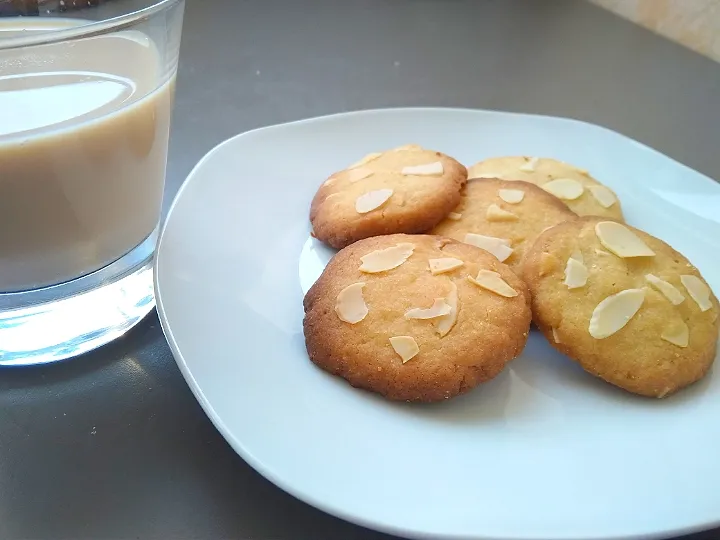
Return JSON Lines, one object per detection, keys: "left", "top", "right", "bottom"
{"left": 431, "top": 178, "right": 577, "bottom": 272}
{"left": 303, "top": 233, "right": 532, "bottom": 402}
{"left": 310, "top": 145, "right": 467, "bottom": 249}
{"left": 522, "top": 217, "right": 719, "bottom": 398}
{"left": 468, "top": 156, "right": 624, "bottom": 220}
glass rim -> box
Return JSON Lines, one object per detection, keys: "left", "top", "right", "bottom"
{"left": 0, "top": 0, "right": 182, "bottom": 51}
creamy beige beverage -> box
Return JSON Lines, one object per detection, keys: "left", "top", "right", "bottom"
{"left": 0, "top": 19, "right": 174, "bottom": 292}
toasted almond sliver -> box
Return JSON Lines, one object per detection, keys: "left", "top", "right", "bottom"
{"left": 589, "top": 288, "right": 645, "bottom": 339}
{"left": 335, "top": 283, "right": 368, "bottom": 324}
{"left": 645, "top": 274, "right": 685, "bottom": 305}
{"left": 498, "top": 189, "right": 525, "bottom": 204}
{"left": 467, "top": 270, "right": 518, "bottom": 297}
{"left": 355, "top": 189, "right": 393, "bottom": 214}
{"left": 359, "top": 243, "right": 415, "bottom": 273}
{"left": 447, "top": 212, "right": 462, "bottom": 221}
{"left": 595, "top": 221, "right": 655, "bottom": 258}
{"left": 519, "top": 156, "right": 539, "bottom": 172}
{"left": 405, "top": 298, "right": 452, "bottom": 320}
{"left": 401, "top": 161, "right": 444, "bottom": 176}
{"left": 680, "top": 275, "right": 713, "bottom": 312}
{"left": 564, "top": 257, "right": 589, "bottom": 289}
{"left": 551, "top": 327, "right": 562, "bottom": 344}
{"left": 428, "top": 257, "right": 464, "bottom": 275}
{"left": 463, "top": 233, "right": 513, "bottom": 262}
{"left": 486, "top": 204, "right": 519, "bottom": 222}
{"left": 569, "top": 249, "right": 584, "bottom": 264}
{"left": 471, "top": 173, "right": 505, "bottom": 180}
{"left": 435, "top": 281, "right": 459, "bottom": 337}
{"left": 588, "top": 185, "right": 617, "bottom": 208}
{"left": 346, "top": 167, "right": 374, "bottom": 183}
{"left": 661, "top": 320, "right": 689, "bottom": 348}
{"left": 389, "top": 336, "right": 420, "bottom": 363}
{"left": 349, "top": 152, "right": 382, "bottom": 169}
{"left": 542, "top": 178, "right": 585, "bottom": 200}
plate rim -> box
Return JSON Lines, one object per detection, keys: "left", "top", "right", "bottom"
{"left": 155, "top": 106, "right": 720, "bottom": 540}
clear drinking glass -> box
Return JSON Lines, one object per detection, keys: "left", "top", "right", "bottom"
{"left": 0, "top": 0, "right": 184, "bottom": 365}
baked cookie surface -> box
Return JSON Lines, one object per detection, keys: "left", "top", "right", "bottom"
{"left": 468, "top": 156, "right": 623, "bottom": 220}
{"left": 431, "top": 178, "right": 577, "bottom": 271}
{"left": 303, "top": 233, "right": 532, "bottom": 402}
{"left": 310, "top": 145, "right": 467, "bottom": 249}
{"left": 522, "top": 217, "right": 719, "bottom": 398}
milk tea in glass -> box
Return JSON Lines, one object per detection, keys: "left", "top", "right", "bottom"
{"left": 0, "top": 0, "right": 184, "bottom": 364}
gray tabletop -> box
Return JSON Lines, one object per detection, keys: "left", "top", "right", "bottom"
{"left": 2, "top": 0, "right": 719, "bottom": 538}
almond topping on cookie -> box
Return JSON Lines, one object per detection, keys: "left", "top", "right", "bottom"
{"left": 359, "top": 243, "right": 415, "bottom": 273}
{"left": 401, "top": 161, "right": 444, "bottom": 176}
{"left": 355, "top": 189, "right": 393, "bottom": 214}
{"left": 335, "top": 282, "right": 369, "bottom": 324}
{"left": 680, "top": 275, "right": 713, "bottom": 312}
{"left": 645, "top": 274, "right": 685, "bottom": 305}
{"left": 519, "top": 156, "right": 539, "bottom": 172}
{"left": 447, "top": 212, "right": 462, "bottom": 220}
{"left": 569, "top": 249, "right": 584, "bottom": 263}
{"left": 472, "top": 173, "right": 505, "bottom": 180}
{"left": 435, "top": 281, "right": 459, "bottom": 337}
{"left": 564, "top": 257, "right": 588, "bottom": 289}
{"left": 486, "top": 204, "right": 519, "bottom": 222}
{"left": 595, "top": 222, "right": 655, "bottom": 258}
{"left": 498, "top": 189, "right": 525, "bottom": 204}
{"left": 405, "top": 298, "right": 452, "bottom": 320}
{"left": 349, "top": 152, "right": 382, "bottom": 169}
{"left": 589, "top": 288, "right": 645, "bottom": 339}
{"left": 661, "top": 320, "right": 689, "bottom": 348}
{"left": 463, "top": 233, "right": 513, "bottom": 262}
{"left": 346, "top": 167, "right": 374, "bottom": 183}
{"left": 323, "top": 178, "right": 337, "bottom": 187}
{"left": 594, "top": 248, "right": 611, "bottom": 256}
{"left": 542, "top": 178, "right": 585, "bottom": 200}
{"left": 551, "top": 327, "right": 562, "bottom": 343}
{"left": 467, "top": 270, "right": 518, "bottom": 297}
{"left": 588, "top": 185, "right": 617, "bottom": 208}
{"left": 394, "top": 144, "right": 423, "bottom": 152}
{"left": 389, "top": 336, "right": 419, "bottom": 363}
{"left": 428, "top": 257, "right": 464, "bottom": 275}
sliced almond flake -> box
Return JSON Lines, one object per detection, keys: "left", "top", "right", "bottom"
{"left": 335, "top": 282, "right": 368, "bottom": 324}
{"left": 486, "top": 204, "right": 519, "bottom": 222}
{"left": 463, "top": 233, "right": 513, "bottom": 262}
{"left": 471, "top": 173, "right": 505, "bottom": 180}
{"left": 359, "top": 243, "right": 415, "bottom": 273}
{"left": 405, "top": 298, "right": 452, "bottom": 320}
{"left": 594, "top": 248, "right": 612, "bottom": 256}
{"left": 467, "top": 270, "right": 518, "bottom": 297}
{"left": 447, "top": 212, "right": 462, "bottom": 221}
{"left": 588, "top": 185, "right": 617, "bottom": 208}
{"left": 389, "top": 336, "right": 419, "bottom": 363}
{"left": 349, "top": 152, "right": 382, "bottom": 169}
{"left": 323, "top": 177, "right": 337, "bottom": 187}
{"left": 519, "top": 156, "right": 539, "bottom": 172}
{"left": 542, "top": 178, "right": 585, "bottom": 200}
{"left": 589, "top": 288, "right": 645, "bottom": 339}
{"left": 645, "top": 274, "right": 685, "bottom": 305}
{"left": 428, "top": 257, "right": 464, "bottom": 275}
{"left": 569, "top": 249, "right": 584, "bottom": 264}
{"left": 564, "top": 257, "right": 589, "bottom": 289}
{"left": 551, "top": 327, "right": 562, "bottom": 344}
{"left": 401, "top": 161, "right": 444, "bottom": 176}
{"left": 435, "top": 281, "right": 459, "bottom": 337}
{"left": 661, "top": 321, "right": 689, "bottom": 348}
{"left": 346, "top": 167, "right": 374, "bottom": 183}
{"left": 595, "top": 221, "right": 655, "bottom": 258}
{"left": 393, "top": 144, "right": 423, "bottom": 152}
{"left": 680, "top": 275, "right": 713, "bottom": 312}
{"left": 355, "top": 189, "right": 393, "bottom": 214}
{"left": 498, "top": 189, "right": 525, "bottom": 204}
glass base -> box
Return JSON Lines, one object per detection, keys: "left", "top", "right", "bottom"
{"left": 0, "top": 235, "right": 157, "bottom": 366}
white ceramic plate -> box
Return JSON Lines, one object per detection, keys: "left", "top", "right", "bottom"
{"left": 155, "top": 108, "right": 720, "bottom": 540}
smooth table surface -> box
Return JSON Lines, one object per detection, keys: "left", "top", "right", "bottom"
{"left": 2, "top": 0, "right": 720, "bottom": 538}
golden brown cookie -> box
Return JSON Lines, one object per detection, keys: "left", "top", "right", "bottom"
{"left": 431, "top": 178, "right": 577, "bottom": 272}
{"left": 522, "top": 217, "right": 719, "bottom": 398}
{"left": 310, "top": 145, "right": 467, "bottom": 249}
{"left": 303, "top": 233, "right": 532, "bottom": 402}
{"left": 468, "top": 156, "right": 624, "bottom": 220}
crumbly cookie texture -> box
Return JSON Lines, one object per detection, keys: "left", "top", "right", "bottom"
{"left": 522, "top": 217, "right": 718, "bottom": 398}
{"left": 303, "top": 234, "right": 532, "bottom": 402}
{"left": 431, "top": 178, "right": 577, "bottom": 271}
{"left": 310, "top": 145, "right": 467, "bottom": 249}
{"left": 468, "top": 156, "right": 624, "bottom": 220}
